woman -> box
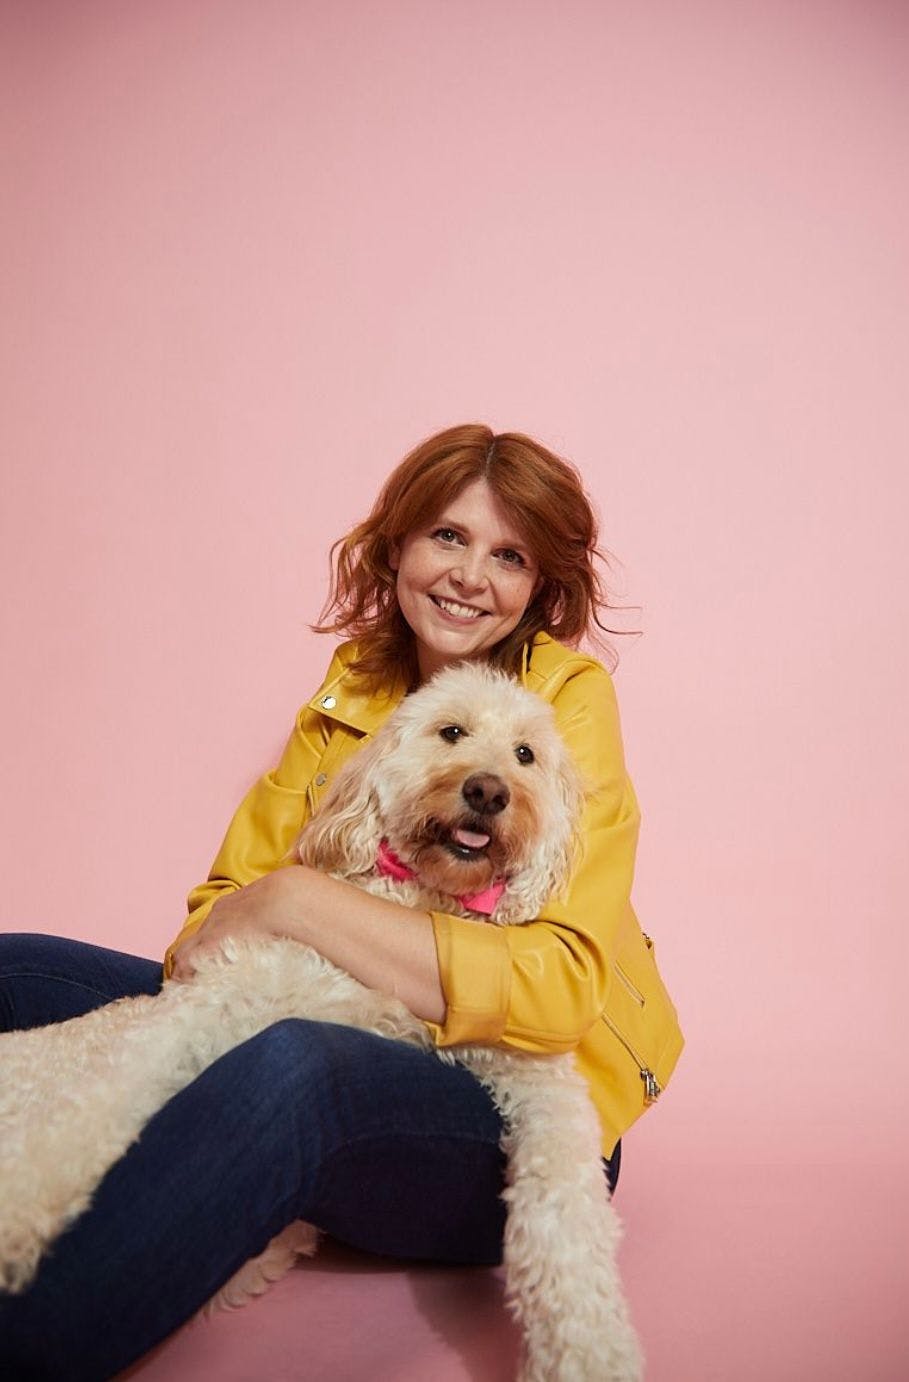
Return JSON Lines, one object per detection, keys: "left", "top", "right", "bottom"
{"left": 0, "top": 424, "right": 684, "bottom": 1380}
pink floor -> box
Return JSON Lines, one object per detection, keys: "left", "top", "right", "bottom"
{"left": 119, "top": 1154, "right": 907, "bottom": 1381}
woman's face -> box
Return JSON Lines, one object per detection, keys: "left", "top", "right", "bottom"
{"left": 390, "top": 478, "right": 541, "bottom": 683}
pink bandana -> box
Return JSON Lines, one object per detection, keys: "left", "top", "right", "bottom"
{"left": 376, "top": 839, "right": 506, "bottom": 917}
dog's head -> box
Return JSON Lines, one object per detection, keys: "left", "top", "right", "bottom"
{"left": 297, "top": 661, "right": 584, "bottom": 923}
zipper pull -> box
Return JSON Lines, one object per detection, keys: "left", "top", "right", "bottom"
{"left": 641, "top": 1069, "right": 662, "bottom": 1103}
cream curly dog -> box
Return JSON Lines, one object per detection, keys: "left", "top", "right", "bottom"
{"left": 0, "top": 662, "right": 642, "bottom": 1382}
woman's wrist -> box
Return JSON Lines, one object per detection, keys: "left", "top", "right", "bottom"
{"left": 267, "top": 862, "right": 350, "bottom": 947}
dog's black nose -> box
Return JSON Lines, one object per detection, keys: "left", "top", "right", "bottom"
{"left": 462, "top": 774, "right": 510, "bottom": 816}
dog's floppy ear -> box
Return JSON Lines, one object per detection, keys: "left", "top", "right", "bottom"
{"left": 502, "top": 745, "right": 586, "bottom": 922}
{"left": 547, "top": 746, "right": 587, "bottom": 891}
{"left": 295, "top": 731, "right": 390, "bottom": 878}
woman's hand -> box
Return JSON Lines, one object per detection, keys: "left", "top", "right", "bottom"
{"left": 169, "top": 868, "right": 299, "bottom": 982}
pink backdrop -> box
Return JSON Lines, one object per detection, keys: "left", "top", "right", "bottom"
{"left": 2, "top": 2, "right": 907, "bottom": 1378}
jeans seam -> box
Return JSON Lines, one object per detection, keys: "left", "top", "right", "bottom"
{"left": 0, "top": 971, "right": 120, "bottom": 1004}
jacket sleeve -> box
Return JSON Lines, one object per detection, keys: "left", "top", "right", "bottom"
{"left": 161, "top": 705, "right": 330, "bottom": 978}
{"left": 424, "top": 661, "right": 640, "bottom": 1054}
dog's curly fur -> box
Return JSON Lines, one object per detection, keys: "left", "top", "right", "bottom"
{"left": 0, "top": 662, "right": 643, "bottom": 1381}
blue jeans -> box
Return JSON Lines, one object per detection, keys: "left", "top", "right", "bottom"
{"left": 0, "top": 933, "right": 621, "bottom": 1381}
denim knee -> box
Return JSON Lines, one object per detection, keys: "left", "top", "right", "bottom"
{"left": 0, "top": 932, "right": 60, "bottom": 966}
{"left": 241, "top": 1017, "right": 358, "bottom": 1102}
{"left": 213, "top": 1019, "right": 363, "bottom": 1166}
{"left": 241, "top": 1018, "right": 403, "bottom": 1124}
{"left": 233, "top": 1019, "right": 505, "bottom": 1168}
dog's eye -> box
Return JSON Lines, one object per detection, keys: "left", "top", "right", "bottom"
{"left": 439, "top": 725, "right": 467, "bottom": 743}
{"left": 515, "top": 744, "right": 535, "bottom": 765}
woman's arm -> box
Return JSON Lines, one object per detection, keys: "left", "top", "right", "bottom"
{"left": 169, "top": 864, "right": 448, "bottom": 1024}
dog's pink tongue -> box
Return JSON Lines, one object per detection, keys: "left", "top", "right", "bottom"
{"left": 454, "top": 828, "right": 490, "bottom": 849}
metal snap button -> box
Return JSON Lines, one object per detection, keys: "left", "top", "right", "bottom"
{"left": 314, "top": 773, "right": 327, "bottom": 787}
{"left": 320, "top": 695, "right": 337, "bottom": 710}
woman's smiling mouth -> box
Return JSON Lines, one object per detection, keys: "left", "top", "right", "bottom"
{"left": 429, "top": 595, "right": 488, "bottom": 621}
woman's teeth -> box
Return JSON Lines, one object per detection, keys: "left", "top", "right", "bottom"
{"left": 432, "top": 596, "right": 485, "bottom": 620}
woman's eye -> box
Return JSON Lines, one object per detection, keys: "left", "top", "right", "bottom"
{"left": 433, "top": 527, "right": 461, "bottom": 544}
{"left": 515, "top": 744, "right": 535, "bottom": 764}
{"left": 497, "top": 548, "right": 526, "bottom": 567}
{"left": 440, "top": 725, "right": 467, "bottom": 743}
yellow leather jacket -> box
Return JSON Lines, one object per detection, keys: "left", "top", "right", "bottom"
{"left": 164, "top": 633, "right": 684, "bottom": 1157}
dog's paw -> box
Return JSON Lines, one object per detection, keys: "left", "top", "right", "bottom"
{"left": 0, "top": 1226, "right": 43, "bottom": 1297}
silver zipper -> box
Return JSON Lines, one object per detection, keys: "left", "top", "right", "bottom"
{"left": 613, "top": 963, "right": 645, "bottom": 1006}
{"left": 642, "top": 1069, "right": 662, "bottom": 1103}
{"left": 602, "top": 1012, "right": 663, "bottom": 1104}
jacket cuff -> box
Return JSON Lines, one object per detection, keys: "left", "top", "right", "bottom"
{"left": 425, "top": 911, "right": 511, "bottom": 1046}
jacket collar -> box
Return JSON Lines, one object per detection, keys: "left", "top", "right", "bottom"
{"left": 306, "top": 642, "right": 409, "bottom": 734}
{"left": 308, "top": 634, "right": 553, "bottom": 734}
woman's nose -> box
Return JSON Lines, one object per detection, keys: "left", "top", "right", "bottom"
{"left": 451, "top": 550, "right": 487, "bottom": 590}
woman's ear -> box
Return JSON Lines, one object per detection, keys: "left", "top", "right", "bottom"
{"left": 388, "top": 540, "right": 400, "bottom": 573}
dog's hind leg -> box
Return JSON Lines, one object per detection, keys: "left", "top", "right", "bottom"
{"left": 0, "top": 934, "right": 429, "bottom": 1295}
{"left": 0, "top": 978, "right": 254, "bottom": 1294}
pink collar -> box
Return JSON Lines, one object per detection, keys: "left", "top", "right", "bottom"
{"left": 376, "top": 839, "right": 505, "bottom": 916}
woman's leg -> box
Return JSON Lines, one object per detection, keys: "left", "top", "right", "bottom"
{"left": 0, "top": 933, "right": 162, "bottom": 1032}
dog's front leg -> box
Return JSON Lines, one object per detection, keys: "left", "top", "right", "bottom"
{"left": 449, "top": 1048, "right": 644, "bottom": 1382}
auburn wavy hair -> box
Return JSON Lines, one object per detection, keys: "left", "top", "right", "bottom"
{"left": 314, "top": 423, "right": 631, "bottom": 688}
